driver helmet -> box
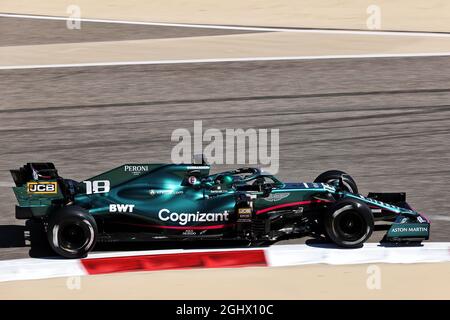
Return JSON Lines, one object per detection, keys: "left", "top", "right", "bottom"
{"left": 217, "top": 174, "right": 234, "bottom": 186}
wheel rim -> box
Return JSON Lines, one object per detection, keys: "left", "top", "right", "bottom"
{"left": 335, "top": 210, "right": 366, "bottom": 242}
{"left": 60, "top": 223, "right": 88, "bottom": 251}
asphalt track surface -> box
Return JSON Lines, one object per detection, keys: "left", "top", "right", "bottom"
{"left": 0, "top": 20, "right": 449, "bottom": 260}
{"left": 0, "top": 17, "right": 258, "bottom": 46}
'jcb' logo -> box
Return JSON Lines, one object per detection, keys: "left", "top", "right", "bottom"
{"left": 27, "top": 182, "right": 58, "bottom": 194}
{"left": 238, "top": 208, "right": 252, "bottom": 214}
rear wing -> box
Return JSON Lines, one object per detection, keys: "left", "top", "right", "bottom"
{"left": 10, "top": 163, "right": 59, "bottom": 187}
{"left": 10, "top": 163, "right": 64, "bottom": 219}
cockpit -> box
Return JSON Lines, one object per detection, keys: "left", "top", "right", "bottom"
{"left": 203, "top": 167, "right": 284, "bottom": 192}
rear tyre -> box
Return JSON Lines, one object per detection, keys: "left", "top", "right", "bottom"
{"left": 314, "top": 170, "right": 358, "bottom": 194}
{"left": 325, "top": 198, "right": 374, "bottom": 248}
{"left": 47, "top": 206, "right": 97, "bottom": 258}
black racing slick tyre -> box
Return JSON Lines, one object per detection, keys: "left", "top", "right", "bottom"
{"left": 324, "top": 199, "right": 374, "bottom": 248}
{"left": 314, "top": 170, "right": 358, "bottom": 194}
{"left": 47, "top": 206, "right": 97, "bottom": 259}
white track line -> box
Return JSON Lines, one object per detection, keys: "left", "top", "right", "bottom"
{"left": 1, "top": 12, "right": 450, "bottom": 38}
{"left": 85, "top": 242, "right": 450, "bottom": 260}
{"left": 265, "top": 242, "right": 450, "bottom": 266}
{"left": 0, "top": 243, "right": 449, "bottom": 282}
{"left": 86, "top": 246, "right": 262, "bottom": 259}
{"left": 0, "top": 258, "right": 86, "bottom": 282}
{"left": 2, "top": 52, "right": 450, "bottom": 70}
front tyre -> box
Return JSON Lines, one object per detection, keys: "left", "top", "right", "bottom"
{"left": 47, "top": 206, "right": 97, "bottom": 258}
{"left": 314, "top": 170, "right": 358, "bottom": 194}
{"left": 325, "top": 199, "right": 374, "bottom": 248}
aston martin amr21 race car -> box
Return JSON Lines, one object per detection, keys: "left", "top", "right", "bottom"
{"left": 11, "top": 160, "right": 430, "bottom": 258}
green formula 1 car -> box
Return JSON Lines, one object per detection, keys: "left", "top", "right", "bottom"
{"left": 10, "top": 159, "right": 430, "bottom": 258}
